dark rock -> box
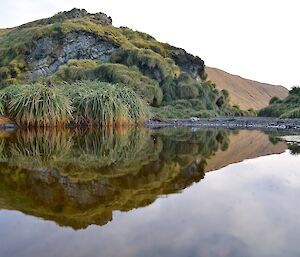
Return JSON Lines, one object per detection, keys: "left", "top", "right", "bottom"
{"left": 169, "top": 46, "right": 205, "bottom": 80}
{"left": 27, "top": 31, "right": 117, "bottom": 79}
{"left": 61, "top": 8, "right": 113, "bottom": 26}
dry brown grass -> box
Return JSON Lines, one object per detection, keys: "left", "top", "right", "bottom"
{"left": 0, "top": 28, "right": 11, "bottom": 38}
{"left": 0, "top": 116, "right": 13, "bottom": 125}
{"left": 206, "top": 67, "right": 289, "bottom": 110}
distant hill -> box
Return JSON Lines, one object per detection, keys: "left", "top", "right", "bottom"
{"left": 206, "top": 67, "right": 288, "bottom": 110}
{"left": 205, "top": 130, "right": 286, "bottom": 172}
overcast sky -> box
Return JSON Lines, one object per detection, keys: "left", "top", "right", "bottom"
{"left": 1, "top": 0, "right": 299, "bottom": 89}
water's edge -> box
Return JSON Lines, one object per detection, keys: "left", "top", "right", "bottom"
{"left": 2, "top": 117, "right": 300, "bottom": 132}
{"left": 146, "top": 117, "right": 300, "bottom": 131}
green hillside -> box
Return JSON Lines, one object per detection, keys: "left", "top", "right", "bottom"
{"left": 0, "top": 8, "right": 254, "bottom": 122}
{"left": 259, "top": 87, "right": 300, "bottom": 118}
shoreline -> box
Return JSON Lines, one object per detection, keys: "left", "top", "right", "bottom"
{"left": 1, "top": 117, "right": 300, "bottom": 132}
{"left": 146, "top": 117, "right": 300, "bottom": 132}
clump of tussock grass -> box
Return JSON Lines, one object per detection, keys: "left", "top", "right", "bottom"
{"left": 0, "top": 81, "right": 150, "bottom": 128}
{"left": 74, "top": 87, "right": 129, "bottom": 127}
{"left": 7, "top": 84, "right": 73, "bottom": 127}
{"left": 63, "top": 81, "right": 151, "bottom": 127}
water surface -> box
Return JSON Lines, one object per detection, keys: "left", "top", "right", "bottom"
{"left": 0, "top": 128, "right": 299, "bottom": 257}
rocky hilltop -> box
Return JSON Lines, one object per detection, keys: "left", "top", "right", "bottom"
{"left": 0, "top": 8, "right": 205, "bottom": 83}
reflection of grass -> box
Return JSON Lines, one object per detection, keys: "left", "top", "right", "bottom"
{"left": 7, "top": 129, "right": 73, "bottom": 169}
{"left": 0, "top": 128, "right": 161, "bottom": 180}
{"left": 59, "top": 127, "right": 160, "bottom": 179}
{"left": 0, "top": 128, "right": 230, "bottom": 178}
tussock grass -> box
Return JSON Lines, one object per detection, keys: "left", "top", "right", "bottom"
{"left": 73, "top": 85, "right": 130, "bottom": 126}
{"left": 7, "top": 129, "right": 73, "bottom": 168}
{"left": 7, "top": 84, "right": 73, "bottom": 127}
{"left": 0, "top": 81, "right": 150, "bottom": 128}
{"left": 63, "top": 81, "right": 151, "bottom": 126}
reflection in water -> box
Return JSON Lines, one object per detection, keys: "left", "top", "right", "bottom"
{"left": 0, "top": 128, "right": 234, "bottom": 229}
{"left": 1, "top": 128, "right": 298, "bottom": 257}
{"left": 266, "top": 131, "right": 300, "bottom": 156}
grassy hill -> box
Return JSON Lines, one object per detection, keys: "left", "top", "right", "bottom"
{"left": 0, "top": 8, "right": 259, "bottom": 123}
{"left": 206, "top": 67, "right": 288, "bottom": 110}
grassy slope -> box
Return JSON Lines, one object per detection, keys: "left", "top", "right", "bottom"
{"left": 0, "top": 29, "right": 11, "bottom": 37}
{"left": 206, "top": 67, "right": 288, "bottom": 110}
{"left": 259, "top": 87, "right": 300, "bottom": 118}
{"left": 0, "top": 9, "right": 256, "bottom": 118}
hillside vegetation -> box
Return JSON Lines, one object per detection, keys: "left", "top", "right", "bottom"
{"left": 206, "top": 67, "right": 288, "bottom": 110}
{"left": 0, "top": 8, "right": 256, "bottom": 123}
{"left": 259, "top": 87, "right": 300, "bottom": 118}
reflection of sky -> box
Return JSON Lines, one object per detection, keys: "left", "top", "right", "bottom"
{"left": 1, "top": 151, "right": 300, "bottom": 257}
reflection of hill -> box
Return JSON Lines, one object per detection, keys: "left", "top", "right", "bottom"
{"left": 205, "top": 130, "right": 287, "bottom": 172}
{"left": 0, "top": 128, "right": 287, "bottom": 229}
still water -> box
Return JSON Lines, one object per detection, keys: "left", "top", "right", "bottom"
{"left": 0, "top": 128, "right": 299, "bottom": 257}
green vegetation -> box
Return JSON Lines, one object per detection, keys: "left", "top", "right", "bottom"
{"left": 154, "top": 80, "right": 256, "bottom": 118}
{"left": 51, "top": 60, "right": 163, "bottom": 106}
{"left": 0, "top": 81, "right": 150, "bottom": 127}
{"left": 46, "top": 59, "right": 251, "bottom": 118}
{"left": 110, "top": 47, "right": 180, "bottom": 82}
{"left": 259, "top": 86, "right": 300, "bottom": 118}
{"left": 0, "top": 8, "right": 253, "bottom": 119}
{"left": 51, "top": 60, "right": 251, "bottom": 118}
{"left": 7, "top": 84, "right": 73, "bottom": 127}
{"left": 63, "top": 81, "right": 151, "bottom": 126}
{"left": 0, "top": 11, "right": 178, "bottom": 86}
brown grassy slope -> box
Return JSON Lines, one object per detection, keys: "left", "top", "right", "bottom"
{"left": 0, "top": 28, "right": 11, "bottom": 38}
{"left": 205, "top": 130, "right": 286, "bottom": 173}
{"left": 206, "top": 67, "right": 289, "bottom": 110}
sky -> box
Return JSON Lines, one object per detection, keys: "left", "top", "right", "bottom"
{"left": 0, "top": 0, "right": 299, "bottom": 89}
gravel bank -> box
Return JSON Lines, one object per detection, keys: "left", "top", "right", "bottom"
{"left": 146, "top": 117, "right": 300, "bottom": 131}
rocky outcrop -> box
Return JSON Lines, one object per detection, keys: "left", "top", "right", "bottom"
{"left": 13, "top": 8, "right": 206, "bottom": 83}
{"left": 169, "top": 47, "right": 205, "bottom": 81}
{"left": 27, "top": 32, "right": 117, "bottom": 79}
{"left": 21, "top": 8, "right": 112, "bottom": 29}
{"left": 56, "top": 8, "right": 113, "bottom": 26}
